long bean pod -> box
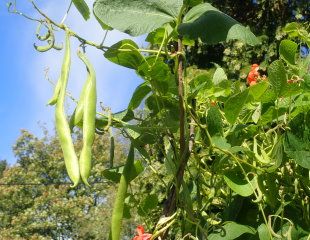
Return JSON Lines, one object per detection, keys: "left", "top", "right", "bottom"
{"left": 36, "top": 22, "right": 51, "bottom": 41}
{"left": 55, "top": 30, "right": 80, "bottom": 187}
{"left": 77, "top": 50, "right": 97, "bottom": 186}
{"left": 47, "top": 77, "right": 61, "bottom": 105}
{"left": 69, "top": 75, "right": 89, "bottom": 130}
{"left": 110, "top": 144, "right": 134, "bottom": 240}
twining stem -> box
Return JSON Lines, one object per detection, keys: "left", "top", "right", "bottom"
{"left": 29, "top": 0, "right": 167, "bottom": 55}
{"left": 164, "top": 37, "right": 189, "bottom": 218}
{"left": 178, "top": 37, "right": 186, "bottom": 161}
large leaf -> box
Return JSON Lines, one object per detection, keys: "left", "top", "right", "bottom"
{"left": 224, "top": 169, "right": 257, "bottom": 197}
{"left": 93, "top": 0, "right": 183, "bottom": 36}
{"left": 268, "top": 60, "right": 287, "bottom": 96}
{"left": 104, "top": 39, "right": 144, "bottom": 69}
{"left": 128, "top": 83, "right": 152, "bottom": 110}
{"left": 284, "top": 132, "right": 310, "bottom": 169}
{"left": 208, "top": 222, "right": 256, "bottom": 240}
{"left": 73, "top": 0, "right": 90, "bottom": 20}
{"left": 224, "top": 89, "right": 249, "bottom": 124}
{"left": 279, "top": 40, "right": 298, "bottom": 65}
{"left": 178, "top": 3, "right": 260, "bottom": 45}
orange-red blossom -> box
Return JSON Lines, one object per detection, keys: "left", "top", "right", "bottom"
{"left": 132, "top": 225, "right": 152, "bottom": 240}
{"left": 247, "top": 64, "right": 260, "bottom": 86}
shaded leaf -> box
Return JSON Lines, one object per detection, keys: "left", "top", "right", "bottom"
{"left": 138, "top": 194, "right": 158, "bottom": 216}
{"left": 178, "top": 3, "right": 260, "bottom": 45}
{"left": 284, "top": 132, "right": 310, "bottom": 169}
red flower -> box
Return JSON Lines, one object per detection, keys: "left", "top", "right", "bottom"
{"left": 132, "top": 225, "right": 152, "bottom": 240}
{"left": 247, "top": 64, "right": 260, "bottom": 85}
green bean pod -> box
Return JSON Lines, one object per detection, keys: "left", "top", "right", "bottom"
{"left": 55, "top": 31, "right": 80, "bottom": 187}
{"left": 36, "top": 22, "right": 51, "bottom": 41}
{"left": 69, "top": 76, "right": 89, "bottom": 130}
{"left": 34, "top": 34, "right": 55, "bottom": 52}
{"left": 77, "top": 50, "right": 97, "bottom": 186}
{"left": 51, "top": 42, "right": 64, "bottom": 51}
{"left": 110, "top": 144, "right": 134, "bottom": 240}
{"left": 47, "top": 77, "right": 61, "bottom": 105}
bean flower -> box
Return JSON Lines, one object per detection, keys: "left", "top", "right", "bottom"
{"left": 247, "top": 64, "right": 260, "bottom": 86}
{"left": 132, "top": 225, "right": 152, "bottom": 240}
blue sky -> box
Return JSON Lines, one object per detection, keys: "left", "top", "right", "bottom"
{"left": 0, "top": 1, "right": 144, "bottom": 165}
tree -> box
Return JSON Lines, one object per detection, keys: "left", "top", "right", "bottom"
{"left": 0, "top": 129, "right": 131, "bottom": 239}
{"left": 0, "top": 160, "right": 7, "bottom": 178}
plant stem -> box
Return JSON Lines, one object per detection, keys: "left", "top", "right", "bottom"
{"left": 164, "top": 36, "right": 189, "bottom": 218}
{"left": 30, "top": 0, "right": 167, "bottom": 55}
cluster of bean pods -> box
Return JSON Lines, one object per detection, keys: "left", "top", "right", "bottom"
{"left": 47, "top": 29, "right": 97, "bottom": 187}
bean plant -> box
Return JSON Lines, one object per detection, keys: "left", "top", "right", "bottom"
{"left": 8, "top": 0, "right": 310, "bottom": 239}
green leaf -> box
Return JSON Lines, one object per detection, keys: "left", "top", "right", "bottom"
{"left": 104, "top": 39, "right": 144, "bottom": 69}
{"left": 183, "top": 0, "right": 203, "bottom": 7}
{"left": 138, "top": 194, "right": 158, "bottom": 216}
{"left": 137, "top": 56, "right": 176, "bottom": 95}
{"left": 208, "top": 222, "right": 256, "bottom": 240}
{"left": 207, "top": 106, "right": 223, "bottom": 136}
{"left": 284, "top": 132, "right": 310, "bottom": 169}
{"left": 279, "top": 40, "right": 298, "bottom": 65}
{"left": 283, "top": 22, "right": 300, "bottom": 38}
{"left": 224, "top": 89, "right": 249, "bottom": 124}
{"left": 223, "top": 169, "right": 257, "bottom": 197}
{"left": 258, "top": 107, "right": 287, "bottom": 125}
{"left": 257, "top": 224, "right": 270, "bottom": 240}
{"left": 93, "top": 0, "right": 182, "bottom": 36}
{"left": 213, "top": 67, "right": 227, "bottom": 85}
{"left": 178, "top": 3, "right": 260, "bottom": 46}
{"left": 267, "top": 136, "right": 284, "bottom": 173}
{"left": 268, "top": 60, "right": 287, "bottom": 96}
{"left": 102, "top": 160, "right": 144, "bottom": 183}
{"left": 249, "top": 81, "right": 269, "bottom": 101}
{"left": 72, "top": 0, "right": 90, "bottom": 20}
{"left": 128, "top": 83, "right": 152, "bottom": 110}
{"left": 146, "top": 24, "right": 174, "bottom": 45}
{"left": 212, "top": 136, "right": 231, "bottom": 150}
